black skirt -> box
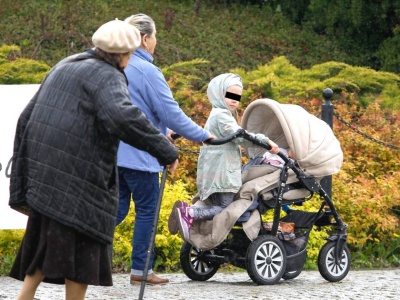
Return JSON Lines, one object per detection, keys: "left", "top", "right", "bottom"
{"left": 9, "top": 209, "right": 113, "bottom": 286}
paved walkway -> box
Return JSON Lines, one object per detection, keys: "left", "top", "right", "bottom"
{"left": 1, "top": 269, "right": 399, "bottom": 299}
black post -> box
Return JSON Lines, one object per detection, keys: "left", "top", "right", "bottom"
{"left": 320, "top": 88, "right": 334, "bottom": 199}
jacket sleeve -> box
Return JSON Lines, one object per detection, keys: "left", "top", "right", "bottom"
{"left": 142, "top": 68, "right": 209, "bottom": 142}
{"left": 95, "top": 75, "right": 178, "bottom": 166}
{"left": 213, "top": 111, "right": 244, "bottom": 146}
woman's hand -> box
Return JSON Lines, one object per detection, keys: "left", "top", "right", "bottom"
{"left": 167, "top": 130, "right": 178, "bottom": 143}
{"left": 202, "top": 132, "right": 216, "bottom": 145}
{"left": 168, "top": 159, "right": 179, "bottom": 174}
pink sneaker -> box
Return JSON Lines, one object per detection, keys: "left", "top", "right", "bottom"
{"left": 168, "top": 201, "right": 189, "bottom": 235}
{"left": 177, "top": 206, "right": 194, "bottom": 240}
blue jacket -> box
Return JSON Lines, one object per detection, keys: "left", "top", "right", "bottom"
{"left": 117, "top": 48, "right": 209, "bottom": 172}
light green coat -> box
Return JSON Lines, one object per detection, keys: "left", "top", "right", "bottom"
{"left": 197, "top": 108, "right": 243, "bottom": 200}
{"left": 197, "top": 73, "right": 267, "bottom": 200}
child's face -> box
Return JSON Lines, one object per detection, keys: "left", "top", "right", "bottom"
{"left": 224, "top": 85, "right": 242, "bottom": 112}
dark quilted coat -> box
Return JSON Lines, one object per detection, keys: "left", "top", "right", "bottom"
{"left": 9, "top": 51, "right": 178, "bottom": 244}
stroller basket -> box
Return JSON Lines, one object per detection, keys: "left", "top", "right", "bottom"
{"left": 281, "top": 210, "right": 324, "bottom": 229}
{"left": 283, "top": 234, "right": 308, "bottom": 272}
{"left": 279, "top": 210, "right": 323, "bottom": 272}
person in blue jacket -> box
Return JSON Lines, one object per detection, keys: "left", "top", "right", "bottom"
{"left": 116, "top": 13, "right": 214, "bottom": 285}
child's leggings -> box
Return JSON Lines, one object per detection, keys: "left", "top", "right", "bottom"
{"left": 191, "top": 192, "right": 235, "bottom": 220}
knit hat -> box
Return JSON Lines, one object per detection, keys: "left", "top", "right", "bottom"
{"left": 92, "top": 19, "right": 141, "bottom": 53}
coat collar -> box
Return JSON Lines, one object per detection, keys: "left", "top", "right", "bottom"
{"left": 134, "top": 48, "right": 154, "bottom": 63}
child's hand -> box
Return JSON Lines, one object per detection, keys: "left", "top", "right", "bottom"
{"left": 288, "top": 149, "right": 295, "bottom": 159}
{"left": 268, "top": 140, "right": 280, "bottom": 154}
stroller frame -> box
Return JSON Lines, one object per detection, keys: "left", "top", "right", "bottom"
{"left": 179, "top": 129, "right": 350, "bottom": 285}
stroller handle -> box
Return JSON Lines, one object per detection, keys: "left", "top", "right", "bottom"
{"left": 205, "top": 129, "right": 272, "bottom": 150}
{"left": 170, "top": 133, "right": 181, "bottom": 140}
{"left": 174, "top": 130, "right": 292, "bottom": 160}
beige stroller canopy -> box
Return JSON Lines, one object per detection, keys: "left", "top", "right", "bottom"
{"left": 242, "top": 99, "right": 343, "bottom": 177}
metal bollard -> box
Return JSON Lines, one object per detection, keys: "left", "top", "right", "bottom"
{"left": 320, "top": 88, "right": 334, "bottom": 199}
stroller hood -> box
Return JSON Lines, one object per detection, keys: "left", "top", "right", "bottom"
{"left": 242, "top": 99, "right": 343, "bottom": 177}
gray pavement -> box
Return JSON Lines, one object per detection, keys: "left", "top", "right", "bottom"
{"left": 1, "top": 269, "right": 399, "bottom": 299}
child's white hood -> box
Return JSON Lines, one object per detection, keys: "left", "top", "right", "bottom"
{"left": 207, "top": 73, "right": 242, "bottom": 110}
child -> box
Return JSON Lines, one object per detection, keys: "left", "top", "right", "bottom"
{"left": 169, "top": 73, "right": 279, "bottom": 240}
{"left": 261, "top": 148, "right": 294, "bottom": 168}
{"left": 242, "top": 147, "right": 294, "bottom": 172}
{"left": 246, "top": 148, "right": 295, "bottom": 213}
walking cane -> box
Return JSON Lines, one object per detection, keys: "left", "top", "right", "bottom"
{"left": 138, "top": 166, "right": 168, "bottom": 300}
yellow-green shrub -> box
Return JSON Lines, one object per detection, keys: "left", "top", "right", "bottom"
{"left": 0, "top": 230, "right": 24, "bottom": 274}
{"left": 235, "top": 56, "right": 400, "bottom": 109}
{"left": 329, "top": 101, "right": 400, "bottom": 267}
{"left": 0, "top": 45, "right": 50, "bottom": 84}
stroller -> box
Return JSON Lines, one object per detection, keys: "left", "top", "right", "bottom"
{"left": 179, "top": 99, "right": 350, "bottom": 285}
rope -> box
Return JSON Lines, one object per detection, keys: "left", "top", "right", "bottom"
{"left": 334, "top": 111, "right": 400, "bottom": 150}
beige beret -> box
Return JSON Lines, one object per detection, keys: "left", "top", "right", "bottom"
{"left": 92, "top": 19, "right": 141, "bottom": 53}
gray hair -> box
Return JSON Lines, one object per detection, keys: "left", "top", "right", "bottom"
{"left": 124, "top": 14, "right": 155, "bottom": 36}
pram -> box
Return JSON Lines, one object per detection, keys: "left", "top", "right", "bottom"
{"left": 179, "top": 99, "right": 350, "bottom": 285}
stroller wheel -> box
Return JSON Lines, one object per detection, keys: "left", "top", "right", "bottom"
{"left": 282, "top": 268, "right": 302, "bottom": 280}
{"left": 318, "top": 241, "right": 351, "bottom": 282}
{"left": 246, "top": 235, "right": 287, "bottom": 285}
{"left": 180, "top": 241, "right": 220, "bottom": 281}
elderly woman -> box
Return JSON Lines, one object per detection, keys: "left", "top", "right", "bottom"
{"left": 8, "top": 19, "right": 178, "bottom": 300}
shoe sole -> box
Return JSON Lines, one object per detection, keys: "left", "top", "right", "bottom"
{"left": 168, "top": 201, "right": 183, "bottom": 235}
{"left": 168, "top": 201, "right": 190, "bottom": 235}
{"left": 130, "top": 279, "right": 169, "bottom": 286}
{"left": 177, "top": 208, "right": 190, "bottom": 240}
